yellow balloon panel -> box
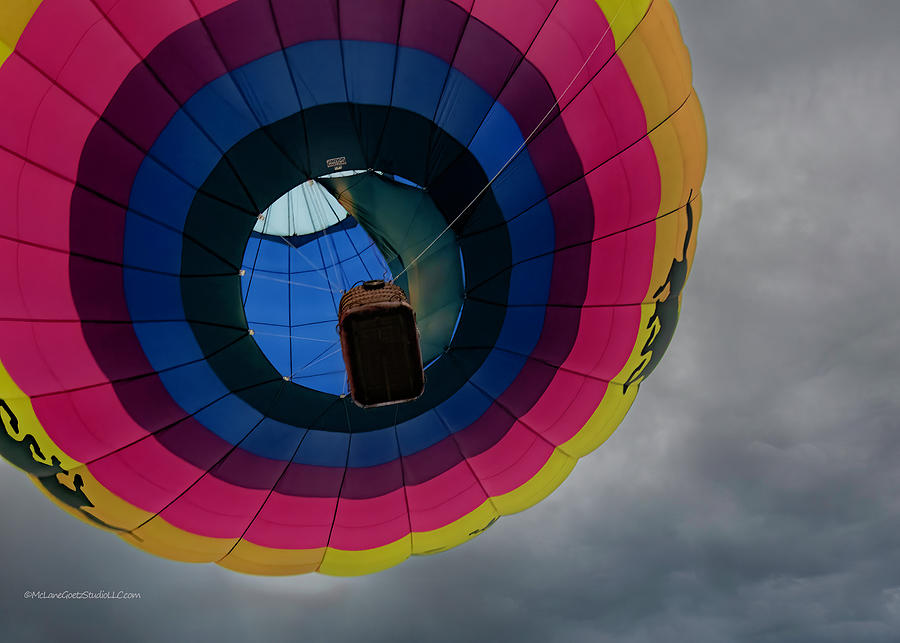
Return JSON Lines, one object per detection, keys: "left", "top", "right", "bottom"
{"left": 595, "top": 0, "right": 653, "bottom": 49}
{"left": 0, "top": 0, "right": 41, "bottom": 67}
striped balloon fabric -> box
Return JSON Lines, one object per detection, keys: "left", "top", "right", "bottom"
{"left": 0, "top": 0, "right": 706, "bottom": 575}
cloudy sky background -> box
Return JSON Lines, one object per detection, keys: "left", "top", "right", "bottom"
{"left": 3, "top": 1, "right": 900, "bottom": 641}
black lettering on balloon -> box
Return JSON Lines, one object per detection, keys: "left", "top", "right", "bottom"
{"left": 468, "top": 516, "right": 499, "bottom": 536}
{"left": 623, "top": 195, "right": 695, "bottom": 393}
{"left": 0, "top": 397, "right": 125, "bottom": 532}
{"left": 0, "top": 398, "right": 56, "bottom": 474}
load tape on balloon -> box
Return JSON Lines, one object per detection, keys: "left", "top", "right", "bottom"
{"left": 0, "top": 0, "right": 706, "bottom": 576}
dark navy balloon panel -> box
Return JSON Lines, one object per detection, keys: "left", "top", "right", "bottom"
{"left": 0, "top": 0, "right": 707, "bottom": 575}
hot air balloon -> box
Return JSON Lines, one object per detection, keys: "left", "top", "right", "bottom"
{"left": 0, "top": 0, "right": 706, "bottom": 575}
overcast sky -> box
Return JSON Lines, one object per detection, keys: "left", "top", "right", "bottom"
{"left": 3, "top": 2, "right": 900, "bottom": 641}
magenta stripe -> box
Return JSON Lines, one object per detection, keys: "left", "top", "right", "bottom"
{"left": 472, "top": 0, "right": 556, "bottom": 53}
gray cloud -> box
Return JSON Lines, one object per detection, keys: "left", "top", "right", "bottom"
{"left": 3, "top": 1, "right": 900, "bottom": 641}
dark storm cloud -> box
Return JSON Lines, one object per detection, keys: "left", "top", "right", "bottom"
{"left": 3, "top": 2, "right": 900, "bottom": 641}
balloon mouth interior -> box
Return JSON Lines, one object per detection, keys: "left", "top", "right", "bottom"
{"left": 240, "top": 172, "right": 464, "bottom": 396}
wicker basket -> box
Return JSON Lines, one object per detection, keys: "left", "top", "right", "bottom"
{"left": 338, "top": 280, "right": 425, "bottom": 408}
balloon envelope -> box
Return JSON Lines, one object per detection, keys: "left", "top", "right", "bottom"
{"left": 0, "top": 0, "right": 706, "bottom": 575}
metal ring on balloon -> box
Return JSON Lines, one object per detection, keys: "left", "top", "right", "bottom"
{"left": 0, "top": 0, "right": 706, "bottom": 576}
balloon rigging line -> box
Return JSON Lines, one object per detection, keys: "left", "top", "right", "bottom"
{"left": 265, "top": 188, "right": 345, "bottom": 294}
{"left": 291, "top": 369, "right": 346, "bottom": 381}
{"left": 278, "top": 235, "right": 341, "bottom": 294}
{"left": 250, "top": 331, "right": 337, "bottom": 343}
{"left": 241, "top": 231, "right": 265, "bottom": 308}
{"left": 313, "top": 227, "right": 343, "bottom": 315}
{"left": 457, "top": 90, "right": 696, "bottom": 245}
{"left": 301, "top": 184, "right": 343, "bottom": 289}
{"left": 245, "top": 240, "right": 381, "bottom": 290}
{"left": 305, "top": 184, "right": 340, "bottom": 281}
{"left": 242, "top": 200, "right": 285, "bottom": 307}
{"left": 290, "top": 343, "right": 343, "bottom": 379}
{"left": 454, "top": 0, "right": 562, "bottom": 164}
{"left": 465, "top": 188, "right": 698, "bottom": 295}
{"left": 305, "top": 181, "right": 348, "bottom": 294}
{"left": 246, "top": 272, "right": 334, "bottom": 292}
{"left": 243, "top": 318, "right": 339, "bottom": 330}
{"left": 394, "top": 0, "right": 629, "bottom": 282}
{"left": 372, "top": 239, "right": 394, "bottom": 282}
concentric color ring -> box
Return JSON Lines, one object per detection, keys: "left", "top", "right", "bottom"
{"left": 0, "top": 0, "right": 707, "bottom": 575}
